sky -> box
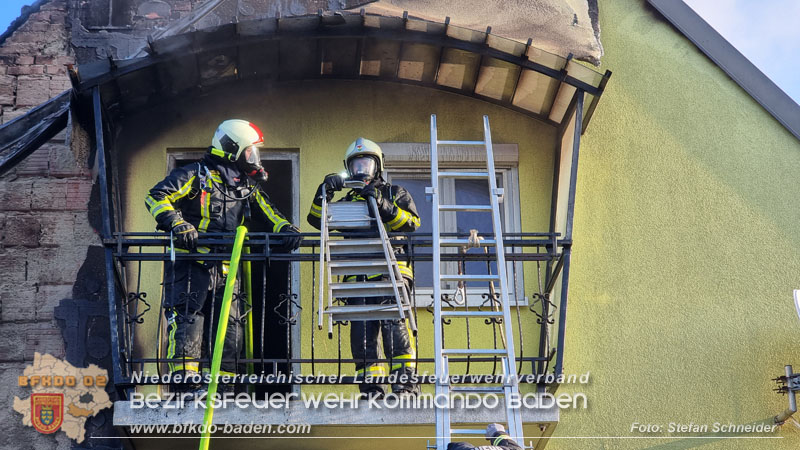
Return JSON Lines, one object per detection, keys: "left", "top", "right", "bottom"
{"left": 0, "top": 0, "right": 797, "bottom": 104}
{"left": 683, "top": 0, "right": 800, "bottom": 104}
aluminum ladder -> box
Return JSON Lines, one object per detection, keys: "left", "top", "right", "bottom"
{"left": 317, "top": 182, "right": 417, "bottom": 337}
{"left": 427, "top": 115, "right": 524, "bottom": 449}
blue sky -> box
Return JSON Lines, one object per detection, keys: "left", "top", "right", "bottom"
{"left": 0, "top": 0, "right": 33, "bottom": 37}
{"left": 0, "top": 0, "right": 798, "bottom": 104}
{"left": 684, "top": 0, "right": 800, "bottom": 104}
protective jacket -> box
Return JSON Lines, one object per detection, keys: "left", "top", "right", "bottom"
{"left": 145, "top": 148, "right": 293, "bottom": 378}
{"left": 146, "top": 149, "right": 291, "bottom": 248}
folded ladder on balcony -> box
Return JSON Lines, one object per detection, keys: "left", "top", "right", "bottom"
{"left": 317, "top": 192, "right": 416, "bottom": 337}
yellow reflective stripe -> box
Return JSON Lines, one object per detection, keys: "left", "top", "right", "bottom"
{"left": 174, "top": 363, "right": 200, "bottom": 373}
{"left": 408, "top": 214, "right": 421, "bottom": 228}
{"left": 167, "top": 315, "right": 177, "bottom": 373}
{"left": 198, "top": 192, "right": 211, "bottom": 233}
{"left": 256, "top": 192, "right": 289, "bottom": 232}
{"left": 398, "top": 265, "right": 413, "bottom": 279}
{"left": 208, "top": 171, "right": 222, "bottom": 183}
{"left": 493, "top": 435, "right": 511, "bottom": 446}
{"left": 356, "top": 366, "right": 386, "bottom": 375}
{"left": 218, "top": 370, "right": 236, "bottom": 377}
{"left": 308, "top": 207, "right": 321, "bottom": 218}
{"left": 166, "top": 176, "right": 197, "bottom": 203}
{"left": 387, "top": 209, "right": 406, "bottom": 227}
{"left": 391, "top": 362, "right": 417, "bottom": 371}
{"left": 150, "top": 203, "right": 175, "bottom": 218}
{"left": 390, "top": 353, "right": 417, "bottom": 371}
{"left": 310, "top": 203, "right": 322, "bottom": 212}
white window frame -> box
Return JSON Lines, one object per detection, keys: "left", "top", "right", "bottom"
{"left": 381, "top": 143, "right": 527, "bottom": 307}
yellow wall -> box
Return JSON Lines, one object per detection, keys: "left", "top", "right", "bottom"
{"left": 551, "top": 0, "right": 800, "bottom": 448}
{"left": 116, "top": 79, "right": 556, "bottom": 397}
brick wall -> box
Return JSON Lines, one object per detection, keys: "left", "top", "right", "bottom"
{"left": 0, "top": 1, "right": 98, "bottom": 447}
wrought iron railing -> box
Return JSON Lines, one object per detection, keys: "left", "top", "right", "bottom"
{"left": 104, "top": 231, "right": 570, "bottom": 396}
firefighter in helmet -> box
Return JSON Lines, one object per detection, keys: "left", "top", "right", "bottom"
{"left": 447, "top": 424, "right": 522, "bottom": 450}
{"left": 146, "top": 119, "right": 302, "bottom": 390}
{"left": 308, "top": 137, "right": 420, "bottom": 397}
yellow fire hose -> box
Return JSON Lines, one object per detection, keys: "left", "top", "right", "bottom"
{"left": 199, "top": 225, "right": 247, "bottom": 450}
{"left": 243, "top": 245, "right": 254, "bottom": 381}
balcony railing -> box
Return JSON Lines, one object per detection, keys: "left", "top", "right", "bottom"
{"left": 104, "top": 231, "right": 569, "bottom": 395}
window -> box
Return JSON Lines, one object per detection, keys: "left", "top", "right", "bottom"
{"left": 382, "top": 143, "right": 526, "bottom": 307}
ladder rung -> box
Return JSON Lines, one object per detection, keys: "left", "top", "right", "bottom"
{"left": 441, "top": 348, "right": 507, "bottom": 355}
{"left": 450, "top": 386, "right": 505, "bottom": 394}
{"left": 439, "top": 238, "right": 497, "bottom": 246}
{"left": 450, "top": 428, "right": 487, "bottom": 435}
{"left": 325, "top": 305, "right": 405, "bottom": 321}
{"left": 330, "top": 282, "right": 395, "bottom": 298}
{"left": 438, "top": 140, "right": 485, "bottom": 146}
{"left": 439, "top": 205, "right": 492, "bottom": 212}
{"left": 328, "top": 241, "right": 384, "bottom": 254}
{"left": 329, "top": 260, "right": 390, "bottom": 275}
{"left": 328, "top": 239, "right": 384, "bottom": 246}
{"left": 438, "top": 171, "right": 490, "bottom": 178}
{"left": 440, "top": 274, "right": 500, "bottom": 282}
{"left": 441, "top": 310, "right": 503, "bottom": 317}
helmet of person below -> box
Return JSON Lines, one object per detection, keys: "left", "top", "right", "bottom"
{"left": 212, "top": 119, "right": 264, "bottom": 160}
{"left": 343, "top": 137, "right": 384, "bottom": 182}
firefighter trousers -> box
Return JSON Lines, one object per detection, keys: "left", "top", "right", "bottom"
{"left": 347, "top": 276, "right": 417, "bottom": 395}
{"left": 163, "top": 260, "right": 245, "bottom": 377}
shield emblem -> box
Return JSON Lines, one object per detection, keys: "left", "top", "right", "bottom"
{"left": 31, "top": 393, "right": 63, "bottom": 434}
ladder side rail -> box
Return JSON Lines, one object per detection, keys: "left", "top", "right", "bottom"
{"left": 430, "top": 114, "right": 448, "bottom": 450}
{"left": 324, "top": 195, "right": 336, "bottom": 336}
{"left": 368, "top": 197, "right": 407, "bottom": 321}
{"left": 318, "top": 189, "right": 328, "bottom": 330}
{"left": 483, "top": 115, "right": 523, "bottom": 443}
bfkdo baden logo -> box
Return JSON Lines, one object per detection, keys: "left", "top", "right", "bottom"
{"left": 31, "top": 393, "right": 64, "bottom": 434}
{"left": 13, "top": 353, "right": 112, "bottom": 443}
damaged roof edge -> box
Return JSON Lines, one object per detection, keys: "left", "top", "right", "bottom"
{"left": 648, "top": 0, "right": 800, "bottom": 142}
{"left": 0, "top": 90, "right": 71, "bottom": 175}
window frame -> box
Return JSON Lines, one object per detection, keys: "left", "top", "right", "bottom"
{"left": 381, "top": 142, "right": 527, "bottom": 307}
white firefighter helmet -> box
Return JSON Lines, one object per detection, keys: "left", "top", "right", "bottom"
{"left": 343, "top": 137, "right": 383, "bottom": 181}
{"left": 211, "top": 119, "right": 264, "bottom": 160}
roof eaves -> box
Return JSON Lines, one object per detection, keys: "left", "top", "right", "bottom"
{"left": 647, "top": 0, "right": 800, "bottom": 142}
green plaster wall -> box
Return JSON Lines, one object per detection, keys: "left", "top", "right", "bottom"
{"left": 115, "top": 79, "right": 555, "bottom": 400}
{"left": 552, "top": 0, "right": 800, "bottom": 448}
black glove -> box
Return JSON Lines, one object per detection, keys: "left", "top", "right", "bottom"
{"left": 171, "top": 220, "right": 198, "bottom": 250}
{"left": 275, "top": 224, "right": 302, "bottom": 252}
{"left": 361, "top": 181, "right": 395, "bottom": 220}
{"left": 318, "top": 173, "right": 344, "bottom": 201}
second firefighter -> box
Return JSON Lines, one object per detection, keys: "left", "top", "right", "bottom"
{"left": 308, "top": 137, "right": 420, "bottom": 397}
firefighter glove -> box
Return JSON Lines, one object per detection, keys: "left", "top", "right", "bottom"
{"left": 361, "top": 181, "right": 394, "bottom": 220}
{"left": 276, "top": 224, "right": 302, "bottom": 252}
{"left": 172, "top": 220, "right": 198, "bottom": 250}
{"left": 324, "top": 173, "right": 344, "bottom": 193}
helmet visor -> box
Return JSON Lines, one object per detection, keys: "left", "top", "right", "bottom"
{"left": 348, "top": 156, "right": 377, "bottom": 181}
{"left": 242, "top": 145, "right": 261, "bottom": 165}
